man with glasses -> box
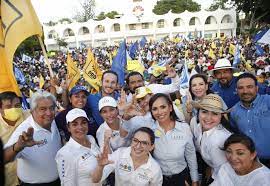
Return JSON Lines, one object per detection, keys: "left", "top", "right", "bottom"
{"left": 4, "top": 91, "right": 62, "bottom": 186}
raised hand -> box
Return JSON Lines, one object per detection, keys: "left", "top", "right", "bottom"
{"left": 117, "top": 89, "right": 128, "bottom": 115}
{"left": 165, "top": 64, "right": 177, "bottom": 78}
{"left": 16, "top": 127, "right": 42, "bottom": 151}
{"left": 186, "top": 90, "right": 193, "bottom": 113}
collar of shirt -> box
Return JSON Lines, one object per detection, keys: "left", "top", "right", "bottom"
{"left": 202, "top": 124, "right": 223, "bottom": 138}
{"left": 240, "top": 95, "right": 260, "bottom": 109}
{"left": 156, "top": 120, "right": 183, "bottom": 134}
{"left": 29, "top": 115, "right": 56, "bottom": 133}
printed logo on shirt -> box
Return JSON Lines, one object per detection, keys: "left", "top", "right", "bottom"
{"left": 81, "top": 152, "right": 93, "bottom": 161}
{"left": 137, "top": 171, "right": 150, "bottom": 181}
{"left": 171, "top": 135, "right": 183, "bottom": 140}
{"left": 112, "top": 131, "right": 120, "bottom": 137}
{"left": 37, "top": 139, "right": 48, "bottom": 147}
{"left": 154, "top": 129, "right": 162, "bottom": 138}
{"left": 119, "top": 163, "right": 132, "bottom": 172}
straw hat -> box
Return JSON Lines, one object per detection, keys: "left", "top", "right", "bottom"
{"left": 191, "top": 94, "right": 229, "bottom": 113}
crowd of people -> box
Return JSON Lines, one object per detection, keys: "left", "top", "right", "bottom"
{"left": 1, "top": 32, "right": 270, "bottom": 186}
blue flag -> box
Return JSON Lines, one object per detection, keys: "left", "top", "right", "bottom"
{"left": 129, "top": 41, "right": 138, "bottom": 60}
{"left": 256, "top": 45, "right": 265, "bottom": 56}
{"left": 233, "top": 44, "right": 241, "bottom": 67}
{"left": 21, "top": 92, "right": 29, "bottom": 110}
{"left": 14, "top": 67, "right": 26, "bottom": 85}
{"left": 180, "top": 61, "right": 190, "bottom": 89}
{"left": 139, "top": 36, "right": 147, "bottom": 48}
{"left": 253, "top": 28, "right": 269, "bottom": 42}
{"left": 111, "top": 40, "right": 127, "bottom": 86}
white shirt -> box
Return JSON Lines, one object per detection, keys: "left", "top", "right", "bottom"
{"left": 211, "top": 162, "right": 270, "bottom": 186}
{"left": 153, "top": 121, "right": 199, "bottom": 181}
{"left": 96, "top": 121, "right": 127, "bottom": 152}
{"left": 192, "top": 123, "right": 231, "bottom": 179}
{"left": 55, "top": 135, "right": 101, "bottom": 186}
{"left": 5, "top": 115, "right": 61, "bottom": 184}
{"left": 105, "top": 147, "right": 163, "bottom": 186}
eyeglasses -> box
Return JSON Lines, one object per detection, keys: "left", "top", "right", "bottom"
{"left": 132, "top": 138, "right": 151, "bottom": 147}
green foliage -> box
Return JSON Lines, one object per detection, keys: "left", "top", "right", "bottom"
{"left": 153, "top": 0, "right": 201, "bottom": 15}
{"left": 58, "top": 18, "right": 72, "bottom": 24}
{"left": 56, "top": 38, "right": 68, "bottom": 49}
{"left": 96, "top": 11, "right": 120, "bottom": 20}
{"left": 208, "top": 0, "right": 230, "bottom": 11}
{"left": 15, "top": 36, "right": 42, "bottom": 56}
{"left": 44, "top": 21, "right": 57, "bottom": 26}
{"left": 74, "top": 0, "right": 95, "bottom": 22}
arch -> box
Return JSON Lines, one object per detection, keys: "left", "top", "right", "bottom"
{"left": 78, "top": 26, "right": 90, "bottom": 35}
{"left": 157, "top": 19, "right": 165, "bottom": 28}
{"left": 112, "top": 23, "right": 121, "bottom": 32}
{"left": 221, "top": 15, "right": 233, "bottom": 23}
{"left": 95, "top": 25, "right": 105, "bottom": 33}
{"left": 63, "top": 28, "right": 75, "bottom": 37}
{"left": 48, "top": 30, "right": 58, "bottom": 39}
{"left": 189, "top": 17, "right": 201, "bottom": 26}
{"left": 173, "top": 18, "right": 184, "bottom": 27}
{"left": 205, "top": 16, "right": 217, "bottom": 25}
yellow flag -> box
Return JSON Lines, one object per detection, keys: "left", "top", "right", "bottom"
{"left": 0, "top": 0, "right": 42, "bottom": 95}
{"left": 229, "top": 44, "right": 236, "bottom": 55}
{"left": 208, "top": 48, "right": 216, "bottom": 59}
{"left": 219, "top": 46, "right": 224, "bottom": 57}
{"left": 127, "top": 59, "right": 145, "bottom": 75}
{"left": 39, "top": 74, "right": 45, "bottom": 89}
{"left": 66, "top": 53, "right": 80, "bottom": 90}
{"left": 82, "top": 49, "right": 101, "bottom": 91}
{"left": 29, "top": 89, "right": 34, "bottom": 97}
{"left": 211, "top": 42, "right": 216, "bottom": 49}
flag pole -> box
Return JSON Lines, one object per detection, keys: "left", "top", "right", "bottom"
{"left": 37, "top": 36, "right": 54, "bottom": 77}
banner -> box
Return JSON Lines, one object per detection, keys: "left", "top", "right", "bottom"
{"left": 66, "top": 53, "right": 80, "bottom": 90}
{"left": 0, "top": 0, "right": 43, "bottom": 96}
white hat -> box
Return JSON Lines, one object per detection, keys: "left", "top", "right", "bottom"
{"left": 66, "top": 108, "right": 89, "bottom": 123}
{"left": 210, "top": 58, "right": 238, "bottom": 74}
{"left": 98, "top": 96, "right": 117, "bottom": 111}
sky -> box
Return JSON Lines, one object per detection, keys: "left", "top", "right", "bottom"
{"left": 31, "top": 0, "right": 214, "bottom": 23}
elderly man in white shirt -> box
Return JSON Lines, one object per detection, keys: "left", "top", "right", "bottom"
{"left": 4, "top": 91, "right": 62, "bottom": 186}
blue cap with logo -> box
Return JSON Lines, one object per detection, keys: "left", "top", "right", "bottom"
{"left": 69, "top": 86, "right": 89, "bottom": 96}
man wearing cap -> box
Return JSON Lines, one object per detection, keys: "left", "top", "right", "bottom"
{"left": 87, "top": 70, "right": 119, "bottom": 126}
{"left": 211, "top": 58, "right": 240, "bottom": 108}
{"left": 230, "top": 73, "right": 270, "bottom": 168}
{"left": 4, "top": 91, "right": 61, "bottom": 186}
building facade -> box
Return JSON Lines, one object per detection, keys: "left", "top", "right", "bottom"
{"left": 43, "top": 0, "right": 237, "bottom": 50}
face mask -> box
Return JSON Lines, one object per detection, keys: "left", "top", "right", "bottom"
{"left": 3, "top": 108, "right": 23, "bottom": 122}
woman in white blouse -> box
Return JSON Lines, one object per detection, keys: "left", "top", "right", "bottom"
{"left": 92, "top": 127, "right": 163, "bottom": 186}
{"left": 211, "top": 134, "right": 270, "bottom": 186}
{"left": 55, "top": 108, "right": 101, "bottom": 186}
{"left": 191, "top": 94, "right": 232, "bottom": 184}
{"left": 149, "top": 93, "right": 199, "bottom": 186}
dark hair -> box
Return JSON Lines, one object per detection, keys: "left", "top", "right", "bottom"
{"left": 101, "top": 70, "right": 118, "bottom": 83}
{"left": 223, "top": 133, "right": 256, "bottom": 153}
{"left": 0, "top": 91, "right": 22, "bottom": 108}
{"left": 189, "top": 74, "right": 212, "bottom": 99}
{"left": 133, "top": 127, "right": 155, "bottom": 145}
{"left": 126, "top": 71, "right": 144, "bottom": 85}
{"left": 149, "top": 93, "right": 178, "bottom": 121}
{"left": 236, "top": 73, "right": 257, "bottom": 86}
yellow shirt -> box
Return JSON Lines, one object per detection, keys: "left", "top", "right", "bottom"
{"left": 0, "top": 111, "right": 30, "bottom": 186}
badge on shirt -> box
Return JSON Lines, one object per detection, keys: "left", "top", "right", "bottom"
{"left": 171, "top": 135, "right": 183, "bottom": 140}
{"left": 81, "top": 152, "right": 93, "bottom": 161}
{"left": 154, "top": 129, "right": 162, "bottom": 138}
{"left": 137, "top": 171, "right": 150, "bottom": 181}
{"left": 119, "top": 163, "right": 132, "bottom": 172}
{"left": 37, "top": 138, "right": 48, "bottom": 147}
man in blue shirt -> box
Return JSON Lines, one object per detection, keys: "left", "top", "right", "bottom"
{"left": 211, "top": 58, "right": 239, "bottom": 108}
{"left": 230, "top": 73, "right": 270, "bottom": 168}
{"left": 87, "top": 70, "right": 119, "bottom": 125}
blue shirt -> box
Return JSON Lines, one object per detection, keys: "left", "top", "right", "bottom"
{"left": 230, "top": 95, "right": 270, "bottom": 159}
{"left": 211, "top": 77, "right": 239, "bottom": 108}
{"left": 87, "top": 91, "right": 119, "bottom": 126}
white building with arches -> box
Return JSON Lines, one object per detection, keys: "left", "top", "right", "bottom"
{"left": 43, "top": 0, "right": 236, "bottom": 50}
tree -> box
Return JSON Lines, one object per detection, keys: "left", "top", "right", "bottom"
{"left": 153, "top": 0, "right": 201, "bottom": 15}
{"left": 222, "top": 0, "right": 270, "bottom": 32}
{"left": 58, "top": 18, "right": 72, "bottom": 24}
{"left": 96, "top": 12, "right": 106, "bottom": 20}
{"left": 74, "top": 0, "right": 95, "bottom": 22}
{"left": 96, "top": 11, "right": 120, "bottom": 20}
{"left": 208, "top": 0, "right": 231, "bottom": 11}
{"left": 15, "top": 36, "right": 42, "bottom": 56}
{"left": 56, "top": 38, "right": 68, "bottom": 50}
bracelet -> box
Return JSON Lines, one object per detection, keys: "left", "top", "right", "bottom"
{"left": 12, "top": 143, "right": 21, "bottom": 153}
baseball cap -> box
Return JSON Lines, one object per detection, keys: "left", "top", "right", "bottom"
{"left": 69, "top": 86, "right": 89, "bottom": 96}
{"left": 135, "top": 87, "right": 152, "bottom": 99}
{"left": 98, "top": 96, "right": 117, "bottom": 111}
{"left": 66, "top": 108, "right": 89, "bottom": 123}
